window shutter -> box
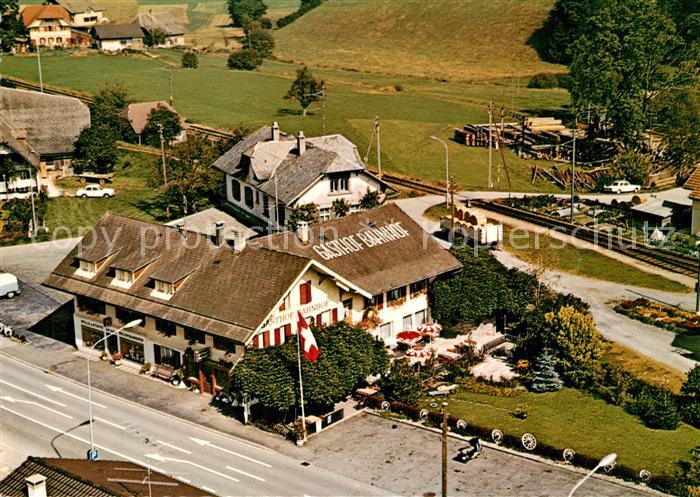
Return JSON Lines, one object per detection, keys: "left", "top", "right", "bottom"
{"left": 332, "top": 308, "right": 338, "bottom": 323}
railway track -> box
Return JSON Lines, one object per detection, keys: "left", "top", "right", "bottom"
{"left": 473, "top": 200, "right": 697, "bottom": 278}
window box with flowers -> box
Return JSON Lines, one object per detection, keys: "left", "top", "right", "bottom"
{"left": 387, "top": 287, "right": 407, "bottom": 308}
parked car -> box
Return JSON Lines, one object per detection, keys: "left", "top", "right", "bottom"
{"left": 76, "top": 184, "right": 115, "bottom": 198}
{"left": 604, "top": 180, "right": 641, "bottom": 194}
{"left": 0, "top": 273, "right": 20, "bottom": 299}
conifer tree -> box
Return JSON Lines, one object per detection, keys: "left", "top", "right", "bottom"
{"left": 531, "top": 348, "right": 563, "bottom": 393}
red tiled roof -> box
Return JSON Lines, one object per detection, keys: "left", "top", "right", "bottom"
{"left": 21, "top": 5, "right": 70, "bottom": 26}
{"left": 684, "top": 168, "right": 700, "bottom": 200}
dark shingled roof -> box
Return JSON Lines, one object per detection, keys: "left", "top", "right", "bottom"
{"left": 93, "top": 22, "right": 144, "bottom": 40}
{"left": 44, "top": 213, "right": 310, "bottom": 343}
{"left": 0, "top": 457, "right": 210, "bottom": 497}
{"left": 213, "top": 125, "right": 273, "bottom": 175}
{"left": 251, "top": 203, "right": 462, "bottom": 295}
{"left": 57, "top": 0, "right": 103, "bottom": 14}
{"left": 0, "top": 88, "right": 90, "bottom": 156}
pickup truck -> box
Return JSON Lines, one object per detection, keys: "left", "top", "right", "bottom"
{"left": 76, "top": 184, "right": 115, "bottom": 198}
{"left": 604, "top": 180, "right": 641, "bottom": 194}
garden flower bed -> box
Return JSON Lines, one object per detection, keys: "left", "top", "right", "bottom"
{"left": 615, "top": 298, "right": 700, "bottom": 335}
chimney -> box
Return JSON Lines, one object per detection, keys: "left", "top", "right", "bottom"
{"left": 271, "top": 122, "right": 280, "bottom": 142}
{"left": 231, "top": 230, "right": 247, "bottom": 252}
{"left": 213, "top": 221, "right": 225, "bottom": 247}
{"left": 25, "top": 474, "right": 47, "bottom": 497}
{"left": 296, "top": 221, "right": 309, "bottom": 244}
{"left": 297, "top": 131, "right": 306, "bottom": 155}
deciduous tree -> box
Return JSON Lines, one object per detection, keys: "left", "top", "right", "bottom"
{"left": 73, "top": 125, "right": 118, "bottom": 174}
{"left": 181, "top": 51, "right": 199, "bottom": 69}
{"left": 227, "top": 0, "right": 267, "bottom": 27}
{"left": 0, "top": 0, "right": 25, "bottom": 52}
{"left": 89, "top": 84, "right": 132, "bottom": 140}
{"left": 242, "top": 21, "right": 274, "bottom": 58}
{"left": 284, "top": 66, "right": 323, "bottom": 117}
{"left": 381, "top": 358, "right": 422, "bottom": 405}
{"left": 142, "top": 104, "right": 182, "bottom": 148}
{"left": 227, "top": 49, "right": 262, "bottom": 71}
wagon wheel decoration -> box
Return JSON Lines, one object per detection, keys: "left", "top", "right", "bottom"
{"left": 380, "top": 401, "right": 390, "bottom": 411}
{"left": 491, "top": 429, "right": 504, "bottom": 445}
{"left": 639, "top": 470, "right": 652, "bottom": 483}
{"left": 419, "top": 409, "right": 429, "bottom": 421}
{"left": 521, "top": 433, "right": 537, "bottom": 451}
{"left": 603, "top": 460, "right": 616, "bottom": 474}
{"left": 429, "top": 402, "right": 438, "bottom": 409}
{"left": 456, "top": 419, "right": 468, "bottom": 431}
{"left": 562, "top": 449, "right": 575, "bottom": 464}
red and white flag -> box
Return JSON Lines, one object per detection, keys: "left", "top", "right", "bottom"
{"left": 297, "top": 311, "right": 319, "bottom": 363}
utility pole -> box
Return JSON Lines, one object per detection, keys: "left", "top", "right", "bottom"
{"left": 168, "top": 65, "right": 173, "bottom": 106}
{"left": 449, "top": 177, "right": 455, "bottom": 238}
{"left": 441, "top": 402, "right": 449, "bottom": 497}
{"left": 37, "top": 45, "right": 44, "bottom": 92}
{"left": 696, "top": 242, "right": 700, "bottom": 314}
{"left": 570, "top": 116, "right": 577, "bottom": 223}
{"left": 29, "top": 172, "right": 37, "bottom": 239}
{"left": 321, "top": 81, "right": 326, "bottom": 135}
{"left": 375, "top": 117, "right": 381, "bottom": 178}
{"left": 158, "top": 123, "right": 169, "bottom": 217}
{"left": 488, "top": 102, "right": 493, "bottom": 189}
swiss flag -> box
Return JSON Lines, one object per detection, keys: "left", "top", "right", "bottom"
{"left": 297, "top": 311, "right": 319, "bottom": 363}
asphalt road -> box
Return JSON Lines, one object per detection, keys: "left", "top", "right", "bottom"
{"left": 0, "top": 353, "right": 391, "bottom": 497}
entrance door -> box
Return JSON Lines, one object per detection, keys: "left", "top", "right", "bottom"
{"left": 107, "top": 334, "right": 119, "bottom": 355}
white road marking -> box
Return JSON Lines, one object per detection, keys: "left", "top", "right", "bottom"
{"left": 0, "top": 405, "right": 162, "bottom": 473}
{"left": 94, "top": 417, "right": 125, "bottom": 430}
{"left": 45, "top": 384, "right": 106, "bottom": 408}
{"left": 145, "top": 453, "right": 239, "bottom": 483}
{"left": 176, "top": 476, "right": 191, "bottom": 484}
{"left": 226, "top": 465, "right": 266, "bottom": 482}
{"left": 0, "top": 396, "right": 73, "bottom": 419}
{"left": 156, "top": 440, "right": 192, "bottom": 455}
{"left": 0, "top": 380, "right": 66, "bottom": 407}
{"left": 201, "top": 486, "right": 217, "bottom": 494}
{"left": 189, "top": 437, "right": 272, "bottom": 467}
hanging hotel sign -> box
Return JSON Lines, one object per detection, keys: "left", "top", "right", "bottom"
{"left": 312, "top": 221, "right": 410, "bottom": 261}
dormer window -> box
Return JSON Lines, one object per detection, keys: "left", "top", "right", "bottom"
{"left": 111, "top": 268, "right": 134, "bottom": 289}
{"left": 151, "top": 279, "right": 176, "bottom": 300}
{"left": 75, "top": 259, "right": 96, "bottom": 279}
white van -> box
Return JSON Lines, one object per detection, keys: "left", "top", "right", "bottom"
{"left": 0, "top": 273, "right": 20, "bottom": 299}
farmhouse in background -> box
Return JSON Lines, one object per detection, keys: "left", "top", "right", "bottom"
{"left": 214, "top": 122, "right": 391, "bottom": 229}
{"left": 92, "top": 22, "right": 144, "bottom": 52}
{"left": 0, "top": 87, "right": 90, "bottom": 198}
{"left": 20, "top": 5, "right": 72, "bottom": 48}
{"left": 121, "top": 101, "right": 186, "bottom": 144}
{"left": 137, "top": 11, "right": 186, "bottom": 47}
{"left": 684, "top": 169, "right": 700, "bottom": 235}
{"left": 43, "top": 0, "right": 108, "bottom": 28}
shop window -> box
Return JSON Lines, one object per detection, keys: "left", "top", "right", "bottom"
{"left": 120, "top": 335, "right": 145, "bottom": 363}
{"left": 213, "top": 335, "right": 236, "bottom": 353}
{"left": 403, "top": 314, "right": 413, "bottom": 331}
{"left": 244, "top": 186, "right": 253, "bottom": 208}
{"left": 154, "top": 344, "right": 181, "bottom": 368}
{"left": 410, "top": 280, "right": 427, "bottom": 296}
{"left": 155, "top": 318, "right": 176, "bottom": 337}
{"left": 77, "top": 295, "right": 105, "bottom": 315}
{"left": 366, "top": 293, "right": 384, "bottom": 310}
{"left": 185, "top": 327, "right": 205, "bottom": 345}
{"left": 230, "top": 178, "right": 241, "bottom": 201}
{"left": 81, "top": 325, "right": 103, "bottom": 348}
{"left": 115, "top": 307, "right": 144, "bottom": 327}
{"left": 299, "top": 281, "right": 312, "bottom": 305}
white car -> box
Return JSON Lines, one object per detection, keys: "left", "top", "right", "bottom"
{"left": 604, "top": 180, "right": 641, "bottom": 194}
{"left": 76, "top": 184, "right": 115, "bottom": 198}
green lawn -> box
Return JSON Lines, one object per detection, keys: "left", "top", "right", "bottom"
{"left": 1, "top": 51, "right": 567, "bottom": 193}
{"left": 441, "top": 387, "right": 698, "bottom": 477}
{"left": 49, "top": 151, "right": 165, "bottom": 237}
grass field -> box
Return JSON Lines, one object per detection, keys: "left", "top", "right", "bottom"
{"left": 440, "top": 386, "right": 697, "bottom": 477}
{"left": 1, "top": 51, "right": 568, "bottom": 192}
{"left": 50, "top": 151, "right": 165, "bottom": 236}
{"left": 275, "top": 0, "right": 564, "bottom": 82}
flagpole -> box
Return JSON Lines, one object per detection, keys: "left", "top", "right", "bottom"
{"left": 296, "top": 326, "right": 308, "bottom": 444}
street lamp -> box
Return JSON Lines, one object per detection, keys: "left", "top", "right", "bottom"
{"left": 429, "top": 136, "right": 450, "bottom": 206}
{"left": 85, "top": 318, "right": 142, "bottom": 461}
{"left": 696, "top": 241, "right": 700, "bottom": 314}
{"left": 568, "top": 453, "right": 617, "bottom": 497}
{"left": 441, "top": 401, "right": 448, "bottom": 497}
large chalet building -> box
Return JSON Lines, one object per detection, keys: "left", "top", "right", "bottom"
{"left": 214, "top": 123, "right": 391, "bottom": 229}
{"left": 44, "top": 204, "right": 460, "bottom": 391}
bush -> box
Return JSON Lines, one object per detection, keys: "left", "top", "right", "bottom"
{"left": 181, "top": 51, "right": 199, "bottom": 69}
{"left": 527, "top": 72, "right": 559, "bottom": 89}
{"left": 227, "top": 49, "right": 262, "bottom": 70}
{"left": 276, "top": 0, "right": 322, "bottom": 27}
{"left": 681, "top": 365, "right": 700, "bottom": 428}
{"left": 628, "top": 385, "right": 681, "bottom": 430}
{"left": 381, "top": 358, "right": 422, "bottom": 405}
{"left": 259, "top": 16, "right": 272, "bottom": 29}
